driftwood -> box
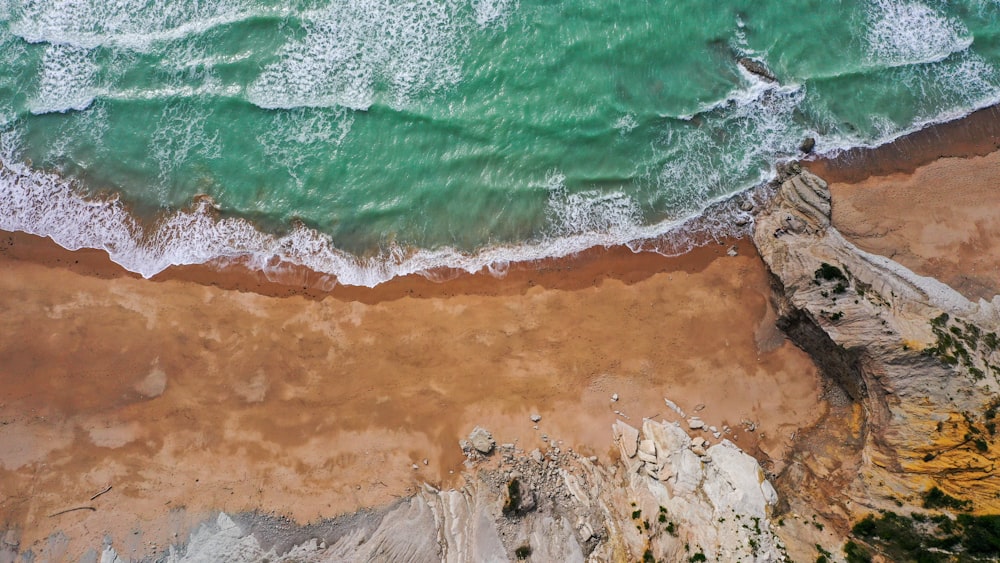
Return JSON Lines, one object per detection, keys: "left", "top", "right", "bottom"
{"left": 90, "top": 485, "right": 112, "bottom": 501}
{"left": 48, "top": 506, "right": 96, "bottom": 518}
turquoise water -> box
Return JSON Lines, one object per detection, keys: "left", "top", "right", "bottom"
{"left": 1, "top": 0, "right": 999, "bottom": 285}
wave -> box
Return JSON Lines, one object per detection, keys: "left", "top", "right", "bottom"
{"left": 7, "top": 0, "right": 280, "bottom": 52}
{"left": 246, "top": 0, "right": 469, "bottom": 111}
{"left": 864, "top": 0, "right": 973, "bottom": 67}
{"left": 2, "top": 89, "right": 999, "bottom": 288}
{"left": 0, "top": 124, "right": 761, "bottom": 287}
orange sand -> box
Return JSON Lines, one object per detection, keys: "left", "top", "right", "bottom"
{"left": 0, "top": 233, "right": 822, "bottom": 560}
{"left": 830, "top": 150, "right": 1000, "bottom": 301}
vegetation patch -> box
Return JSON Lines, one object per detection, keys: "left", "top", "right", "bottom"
{"left": 815, "top": 262, "right": 847, "bottom": 282}
{"left": 847, "top": 509, "right": 1000, "bottom": 562}
{"left": 923, "top": 314, "right": 1000, "bottom": 383}
{"left": 923, "top": 487, "right": 973, "bottom": 511}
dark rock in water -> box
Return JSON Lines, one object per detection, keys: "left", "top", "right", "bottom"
{"left": 799, "top": 137, "right": 816, "bottom": 154}
{"left": 737, "top": 57, "right": 776, "bottom": 82}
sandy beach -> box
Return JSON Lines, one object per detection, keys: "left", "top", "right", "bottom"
{"left": 0, "top": 231, "right": 822, "bottom": 559}
{"left": 4, "top": 104, "right": 1000, "bottom": 560}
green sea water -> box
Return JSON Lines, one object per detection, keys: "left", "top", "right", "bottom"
{"left": 1, "top": 0, "right": 999, "bottom": 284}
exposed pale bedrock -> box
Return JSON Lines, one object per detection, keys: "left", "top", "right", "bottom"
{"left": 754, "top": 165, "right": 1000, "bottom": 516}
{"left": 95, "top": 419, "right": 783, "bottom": 562}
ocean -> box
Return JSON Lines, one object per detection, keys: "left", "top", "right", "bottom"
{"left": 0, "top": 0, "right": 998, "bottom": 286}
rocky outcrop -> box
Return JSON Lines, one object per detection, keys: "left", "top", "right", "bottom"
{"left": 754, "top": 165, "right": 1000, "bottom": 515}
{"left": 93, "top": 420, "right": 784, "bottom": 562}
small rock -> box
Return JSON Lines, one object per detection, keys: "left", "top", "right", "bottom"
{"left": 709, "top": 426, "right": 718, "bottom": 433}
{"left": 693, "top": 403, "right": 705, "bottom": 412}
{"left": 691, "top": 445, "right": 708, "bottom": 457}
{"left": 738, "top": 57, "right": 776, "bottom": 82}
{"left": 611, "top": 393, "right": 619, "bottom": 402}
{"left": 799, "top": 136, "right": 816, "bottom": 154}
{"left": 688, "top": 418, "right": 705, "bottom": 430}
{"left": 530, "top": 414, "right": 542, "bottom": 423}
{"left": 739, "top": 199, "right": 754, "bottom": 212}
{"left": 422, "top": 458, "right": 429, "bottom": 465}
{"left": 727, "top": 245, "right": 738, "bottom": 257}
{"left": 412, "top": 464, "right": 419, "bottom": 470}
{"left": 664, "top": 398, "right": 686, "bottom": 418}
{"left": 541, "top": 434, "right": 549, "bottom": 442}
{"left": 533, "top": 425, "right": 539, "bottom": 430}
{"left": 691, "top": 437, "right": 706, "bottom": 448}
{"left": 531, "top": 449, "right": 543, "bottom": 463}
{"left": 588, "top": 456, "right": 598, "bottom": 463}
{"left": 713, "top": 432, "right": 722, "bottom": 439}
{"left": 518, "top": 490, "right": 537, "bottom": 512}
{"left": 468, "top": 426, "right": 496, "bottom": 454}
{"left": 637, "top": 439, "right": 657, "bottom": 463}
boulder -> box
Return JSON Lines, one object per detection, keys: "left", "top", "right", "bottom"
{"left": 613, "top": 420, "right": 640, "bottom": 458}
{"left": 468, "top": 427, "right": 495, "bottom": 455}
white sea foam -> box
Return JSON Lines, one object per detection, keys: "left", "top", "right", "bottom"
{"left": 247, "top": 0, "right": 469, "bottom": 110}
{"left": 8, "top": 0, "right": 262, "bottom": 52}
{"left": 150, "top": 100, "right": 222, "bottom": 187}
{"left": 613, "top": 113, "right": 638, "bottom": 134}
{"left": 662, "top": 60, "right": 805, "bottom": 216}
{"left": 256, "top": 107, "right": 355, "bottom": 185}
{"left": 545, "top": 172, "right": 641, "bottom": 237}
{"left": 28, "top": 42, "right": 97, "bottom": 113}
{"left": 865, "top": 0, "right": 972, "bottom": 66}
{"left": 473, "top": 0, "right": 515, "bottom": 28}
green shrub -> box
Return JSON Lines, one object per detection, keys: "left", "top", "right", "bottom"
{"left": 815, "top": 263, "right": 846, "bottom": 281}
{"left": 923, "top": 487, "right": 972, "bottom": 511}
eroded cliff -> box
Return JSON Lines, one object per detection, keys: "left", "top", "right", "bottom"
{"left": 754, "top": 165, "right": 1000, "bottom": 534}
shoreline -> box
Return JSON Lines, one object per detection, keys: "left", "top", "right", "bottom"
{"left": 2, "top": 101, "right": 1000, "bottom": 299}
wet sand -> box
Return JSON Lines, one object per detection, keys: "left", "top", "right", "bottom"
{"left": 0, "top": 232, "right": 822, "bottom": 560}
{"left": 828, "top": 148, "right": 1000, "bottom": 302}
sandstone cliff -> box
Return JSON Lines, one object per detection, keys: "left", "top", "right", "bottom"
{"left": 753, "top": 165, "right": 1000, "bottom": 527}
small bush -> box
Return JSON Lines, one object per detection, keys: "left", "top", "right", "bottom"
{"left": 923, "top": 487, "right": 972, "bottom": 511}
{"left": 844, "top": 541, "right": 871, "bottom": 563}
{"left": 815, "top": 263, "right": 846, "bottom": 281}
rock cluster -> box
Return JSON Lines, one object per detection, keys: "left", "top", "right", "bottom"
{"left": 93, "top": 419, "right": 786, "bottom": 562}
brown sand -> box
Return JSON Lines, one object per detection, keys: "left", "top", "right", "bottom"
{"left": 0, "top": 231, "right": 822, "bottom": 559}
{"left": 807, "top": 103, "right": 1000, "bottom": 184}
{"left": 829, "top": 149, "right": 1000, "bottom": 302}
